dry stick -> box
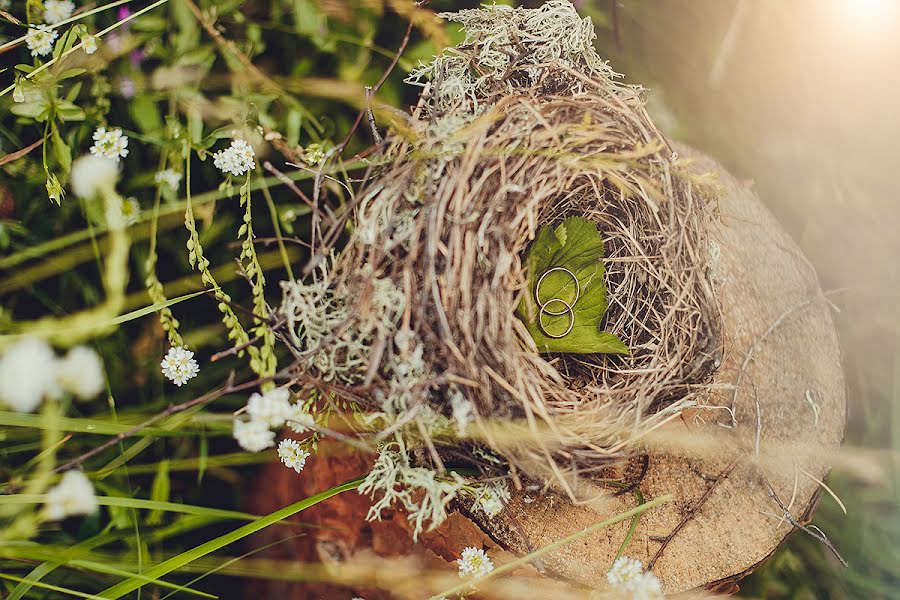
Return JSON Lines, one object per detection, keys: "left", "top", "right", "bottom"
{"left": 49, "top": 373, "right": 262, "bottom": 475}
{"left": 0, "top": 138, "right": 44, "bottom": 167}
{"left": 763, "top": 479, "right": 848, "bottom": 566}
{"left": 334, "top": 18, "right": 413, "bottom": 157}
{"left": 647, "top": 453, "right": 741, "bottom": 570}
{"left": 262, "top": 161, "right": 318, "bottom": 212}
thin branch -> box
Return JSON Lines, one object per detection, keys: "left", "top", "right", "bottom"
{"left": 50, "top": 373, "right": 260, "bottom": 475}
{"left": 647, "top": 454, "right": 740, "bottom": 570}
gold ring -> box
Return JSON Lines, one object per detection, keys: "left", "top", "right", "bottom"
{"left": 535, "top": 267, "right": 580, "bottom": 316}
{"left": 537, "top": 298, "right": 575, "bottom": 339}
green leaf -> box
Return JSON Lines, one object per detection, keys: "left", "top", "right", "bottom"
{"left": 51, "top": 127, "right": 71, "bottom": 174}
{"left": 516, "top": 217, "right": 629, "bottom": 355}
{"left": 56, "top": 100, "right": 86, "bottom": 122}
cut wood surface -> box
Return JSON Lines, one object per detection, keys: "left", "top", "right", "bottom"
{"left": 245, "top": 144, "right": 846, "bottom": 597}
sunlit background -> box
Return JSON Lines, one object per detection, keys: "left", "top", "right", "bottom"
{"left": 584, "top": 0, "right": 900, "bottom": 596}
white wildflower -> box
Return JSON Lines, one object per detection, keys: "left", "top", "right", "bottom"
{"left": 89, "top": 127, "right": 129, "bottom": 162}
{"left": 44, "top": 470, "right": 98, "bottom": 521}
{"left": 154, "top": 168, "right": 182, "bottom": 191}
{"left": 160, "top": 346, "right": 199, "bottom": 386}
{"left": 245, "top": 387, "right": 291, "bottom": 428}
{"left": 286, "top": 404, "right": 316, "bottom": 434}
{"left": 119, "top": 197, "right": 141, "bottom": 226}
{"left": 71, "top": 154, "right": 119, "bottom": 199}
{"left": 472, "top": 480, "right": 510, "bottom": 518}
{"left": 212, "top": 139, "right": 256, "bottom": 177}
{"left": 277, "top": 438, "right": 311, "bottom": 473}
{"left": 81, "top": 34, "right": 98, "bottom": 55}
{"left": 457, "top": 546, "right": 493, "bottom": 578}
{"left": 56, "top": 346, "right": 105, "bottom": 400}
{"left": 25, "top": 25, "right": 59, "bottom": 57}
{"left": 43, "top": 0, "right": 75, "bottom": 24}
{"left": 0, "top": 337, "right": 58, "bottom": 413}
{"left": 607, "top": 556, "right": 663, "bottom": 599}
{"left": 607, "top": 556, "right": 644, "bottom": 587}
{"left": 232, "top": 418, "right": 275, "bottom": 452}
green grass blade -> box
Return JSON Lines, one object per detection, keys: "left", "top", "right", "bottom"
{"left": 0, "top": 572, "right": 106, "bottom": 599}
{"left": 0, "top": 494, "right": 261, "bottom": 521}
{"left": 68, "top": 559, "right": 218, "bottom": 598}
{"left": 0, "top": 411, "right": 172, "bottom": 437}
{"left": 98, "top": 477, "right": 363, "bottom": 598}
{"left": 0, "top": 290, "right": 213, "bottom": 342}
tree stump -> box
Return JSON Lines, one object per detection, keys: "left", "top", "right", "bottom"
{"left": 245, "top": 144, "right": 846, "bottom": 598}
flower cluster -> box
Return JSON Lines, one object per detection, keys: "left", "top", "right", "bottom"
{"left": 606, "top": 556, "right": 663, "bottom": 600}
{"left": 160, "top": 346, "right": 200, "bottom": 386}
{"left": 232, "top": 418, "right": 275, "bottom": 452}
{"left": 457, "top": 546, "right": 493, "bottom": 578}
{"left": 277, "top": 439, "right": 310, "bottom": 473}
{"left": 44, "top": 470, "right": 98, "bottom": 521}
{"left": 213, "top": 139, "right": 256, "bottom": 177}
{"left": 155, "top": 168, "right": 182, "bottom": 191}
{"left": 43, "top": 0, "right": 75, "bottom": 24}
{"left": 232, "top": 387, "right": 317, "bottom": 470}
{"left": 472, "top": 480, "right": 510, "bottom": 518}
{"left": 90, "top": 127, "right": 130, "bottom": 162}
{"left": 25, "top": 25, "right": 59, "bottom": 57}
{"left": 0, "top": 337, "right": 106, "bottom": 413}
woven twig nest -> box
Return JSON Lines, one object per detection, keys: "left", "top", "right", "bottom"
{"left": 284, "top": 1, "right": 722, "bottom": 485}
{"left": 268, "top": 2, "right": 846, "bottom": 595}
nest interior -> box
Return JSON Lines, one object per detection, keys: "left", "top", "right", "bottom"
{"left": 284, "top": 1, "right": 723, "bottom": 489}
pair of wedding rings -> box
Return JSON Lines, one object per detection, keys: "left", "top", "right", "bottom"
{"left": 534, "top": 267, "right": 579, "bottom": 338}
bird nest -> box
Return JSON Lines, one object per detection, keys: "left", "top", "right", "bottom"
{"left": 280, "top": 1, "right": 722, "bottom": 491}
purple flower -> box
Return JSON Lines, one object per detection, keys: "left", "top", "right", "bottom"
{"left": 129, "top": 48, "right": 145, "bottom": 66}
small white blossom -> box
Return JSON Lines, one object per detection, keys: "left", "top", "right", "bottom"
{"left": 212, "top": 139, "right": 256, "bottom": 177}
{"left": 44, "top": 470, "right": 98, "bottom": 521}
{"left": 13, "top": 83, "right": 25, "bottom": 103}
{"left": 56, "top": 346, "right": 105, "bottom": 400}
{"left": 0, "top": 337, "right": 58, "bottom": 413}
{"left": 71, "top": 154, "right": 119, "bottom": 199}
{"left": 89, "top": 127, "right": 129, "bottom": 162}
{"left": 287, "top": 404, "right": 316, "bottom": 433}
{"left": 472, "top": 480, "right": 510, "bottom": 518}
{"left": 607, "top": 556, "right": 663, "bottom": 600}
{"left": 457, "top": 546, "right": 493, "bottom": 578}
{"left": 286, "top": 404, "right": 316, "bottom": 433}
{"left": 233, "top": 418, "right": 275, "bottom": 452}
{"left": 25, "top": 25, "right": 59, "bottom": 57}
{"left": 277, "top": 438, "right": 311, "bottom": 473}
{"left": 154, "top": 168, "right": 182, "bottom": 191}
{"left": 120, "top": 197, "right": 141, "bottom": 226}
{"left": 81, "top": 34, "right": 98, "bottom": 55}
{"left": 245, "top": 387, "right": 291, "bottom": 428}
{"left": 160, "top": 346, "right": 199, "bottom": 386}
{"left": 43, "top": 0, "right": 75, "bottom": 24}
